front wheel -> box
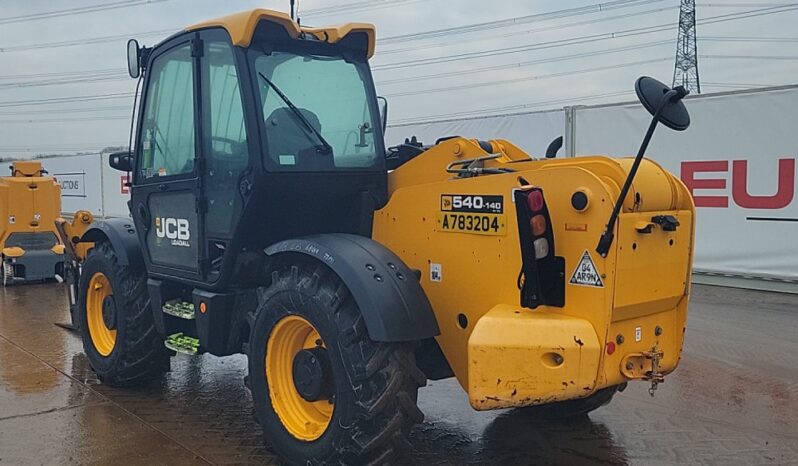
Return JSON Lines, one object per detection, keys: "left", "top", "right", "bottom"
{"left": 247, "top": 261, "right": 426, "bottom": 465}
{"left": 78, "top": 241, "right": 168, "bottom": 386}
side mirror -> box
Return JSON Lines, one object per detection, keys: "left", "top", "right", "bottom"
{"left": 635, "top": 76, "right": 690, "bottom": 131}
{"left": 109, "top": 151, "right": 133, "bottom": 172}
{"left": 127, "top": 39, "right": 141, "bottom": 78}
{"left": 596, "top": 76, "right": 691, "bottom": 257}
{"left": 377, "top": 96, "right": 388, "bottom": 133}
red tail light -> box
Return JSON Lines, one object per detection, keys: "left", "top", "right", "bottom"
{"left": 527, "top": 190, "right": 544, "bottom": 212}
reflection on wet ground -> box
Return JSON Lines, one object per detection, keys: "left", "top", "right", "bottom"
{"left": 1, "top": 283, "right": 796, "bottom": 464}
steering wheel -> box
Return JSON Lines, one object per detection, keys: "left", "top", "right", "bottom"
{"left": 210, "top": 136, "right": 243, "bottom": 152}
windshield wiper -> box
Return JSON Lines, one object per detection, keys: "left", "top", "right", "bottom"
{"left": 258, "top": 72, "right": 333, "bottom": 155}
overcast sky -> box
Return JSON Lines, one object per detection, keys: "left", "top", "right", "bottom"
{"left": 0, "top": 0, "right": 796, "bottom": 157}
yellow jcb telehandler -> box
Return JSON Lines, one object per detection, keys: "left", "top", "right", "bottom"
{"left": 57, "top": 9, "right": 694, "bottom": 464}
{"left": 0, "top": 161, "right": 65, "bottom": 286}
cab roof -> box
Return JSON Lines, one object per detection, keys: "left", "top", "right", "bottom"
{"left": 186, "top": 8, "right": 376, "bottom": 58}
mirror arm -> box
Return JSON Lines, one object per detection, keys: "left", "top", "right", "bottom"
{"left": 595, "top": 89, "right": 677, "bottom": 257}
{"left": 139, "top": 47, "right": 151, "bottom": 71}
{"left": 377, "top": 96, "right": 388, "bottom": 133}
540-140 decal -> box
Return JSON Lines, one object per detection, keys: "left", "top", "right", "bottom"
{"left": 438, "top": 194, "right": 506, "bottom": 236}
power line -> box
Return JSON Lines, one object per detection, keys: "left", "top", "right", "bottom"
{"left": 6, "top": 2, "right": 793, "bottom": 90}
{"left": 0, "top": 74, "right": 128, "bottom": 90}
{"left": 0, "top": 0, "right": 418, "bottom": 53}
{"left": 302, "top": 0, "right": 429, "bottom": 17}
{"left": 700, "top": 2, "right": 795, "bottom": 6}
{"left": 390, "top": 91, "right": 633, "bottom": 125}
{"left": 0, "top": 29, "right": 174, "bottom": 54}
{"left": 3, "top": 2, "right": 796, "bottom": 119}
{"left": 0, "top": 68, "right": 121, "bottom": 81}
{"left": 701, "top": 35, "right": 798, "bottom": 42}
{"left": 0, "top": 0, "right": 170, "bottom": 25}
{"left": 0, "top": 93, "right": 134, "bottom": 108}
{"left": 0, "top": 115, "right": 129, "bottom": 125}
{"left": 0, "top": 143, "right": 123, "bottom": 153}
{"left": 373, "top": 4, "right": 798, "bottom": 71}
{"left": 702, "top": 54, "right": 798, "bottom": 60}
{"left": 378, "top": 4, "right": 677, "bottom": 57}
{"left": 702, "top": 81, "right": 776, "bottom": 88}
{"left": 0, "top": 106, "right": 130, "bottom": 116}
{"left": 377, "top": 40, "right": 672, "bottom": 86}
{"left": 383, "top": 57, "right": 671, "bottom": 98}
{"left": 4, "top": 40, "right": 674, "bottom": 91}
{"left": 1, "top": 1, "right": 645, "bottom": 56}
{"left": 379, "top": 0, "right": 664, "bottom": 44}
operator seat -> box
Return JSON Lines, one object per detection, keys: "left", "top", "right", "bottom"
{"left": 265, "top": 107, "right": 333, "bottom": 170}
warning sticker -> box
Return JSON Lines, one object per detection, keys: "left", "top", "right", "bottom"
{"left": 569, "top": 250, "right": 604, "bottom": 288}
{"left": 430, "top": 263, "right": 442, "bottom": 282}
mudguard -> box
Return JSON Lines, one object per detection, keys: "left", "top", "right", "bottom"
{"left": 80, "top": 218, "right": 144, "bottom": 269}
{"left": 265, "top": 234, "right": 440, "bottom": 342}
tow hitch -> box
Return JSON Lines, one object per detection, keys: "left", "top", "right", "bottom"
{"left": 620, "top": 346, "right": 665, "bottom": 397}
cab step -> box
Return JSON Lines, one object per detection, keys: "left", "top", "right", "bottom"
{"left": 164, "top": 333, "right": 200, "bottom": 355}
{"left": 163, "top": 301, "right": 195, "bottom": 319}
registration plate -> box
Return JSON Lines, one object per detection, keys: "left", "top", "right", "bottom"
{"left": 438, "top": 194, "right": 506, "bottom": 236}
{"left": 437, "top": 212, "right": 506, "bottom": 235}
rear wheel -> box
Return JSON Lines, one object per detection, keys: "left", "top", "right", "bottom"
{"left": 518, "top": 385, "right": 619, "bottom": 419}
{"left": 78, "top": 241, "right": 168, "bottom": 386}
{"left": 247, "top": 260, "right": 425, "bottom": 465}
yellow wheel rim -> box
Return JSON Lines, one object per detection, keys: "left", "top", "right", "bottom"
{"left": 86, "top": 272, "right": 117, "bottom": 357}
{"left": 266, "top": 315, "right": 334, "bottom": 441}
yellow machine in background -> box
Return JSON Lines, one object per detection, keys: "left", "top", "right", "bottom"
{"left": 0, "top": 161, "right": 65, "bottom": 286}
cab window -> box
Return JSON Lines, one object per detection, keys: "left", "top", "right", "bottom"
{"left": 139, "top": 44, "right": 196, "bottom": 180}
{"left": 254, "top": 51, "right": 380, "bottom": 171}
{"left": 204, "top": 38, "right": 248, "bottom": 235}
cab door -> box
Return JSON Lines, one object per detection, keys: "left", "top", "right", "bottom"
{"left": 132, "top": 34, "right": 204, "bottom": 279}
{"left": 197, "top": 29, "right": 253, "bottom": 284}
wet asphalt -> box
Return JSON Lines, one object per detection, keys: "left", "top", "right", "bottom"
{"left": 0, "top": 283, "right": 796, "bottom": 465}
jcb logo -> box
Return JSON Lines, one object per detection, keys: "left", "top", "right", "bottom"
{"left": 155, "top": 217, "right": 190, "bottom": 247}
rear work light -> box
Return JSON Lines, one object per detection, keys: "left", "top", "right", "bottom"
{"left": 533, "top": 238, "right": 549, "bottom": 258}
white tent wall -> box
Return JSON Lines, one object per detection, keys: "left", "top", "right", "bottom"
{"left": 572, "top": 85, "right": 798, "bottom": 286}
{"left": 36, "top": 154, "right": 104, "bottom": 216}
{"left": 99, "top": 152, "right": 133, "bottom": 219}
{"left": 385, "top": 109, "right": 566, "bottom": 157}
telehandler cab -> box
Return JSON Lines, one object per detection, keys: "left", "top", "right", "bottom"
{"left": 58, "top": 9, "right": 695, "bottom": 465}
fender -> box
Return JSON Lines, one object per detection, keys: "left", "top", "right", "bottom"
{"left": 80, "top": 218, "right": 144, "bottom": 269}
{"left": 265, "top": 234, "right": 440, "bottom": 342}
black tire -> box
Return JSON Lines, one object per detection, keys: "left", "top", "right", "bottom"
{"left": 78, "top": 241, "right": 168, "bottom": 386}
{"left": 518, "top": 385, "right": 619, "bottom": 419}
{"left": 2, "top": 257, "right": 14, "bottom": 287}
{"left": 247, "top": 260, "right": 426, "bottom": 465}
